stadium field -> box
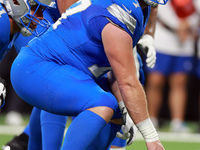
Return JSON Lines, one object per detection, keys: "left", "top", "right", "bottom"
{"left": 1, "top": 125, "right": 200, "bottom": 150}
{"left": 1, "top": 131, "right": 200, "bottom": 150}
{"left": 0, "top": 115, "right": 200, "bottom": 150}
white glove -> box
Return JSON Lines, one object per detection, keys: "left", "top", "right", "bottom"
{"left": 116, "top": 101, "right": 138, "bottom": 146}
{"left": 137, "top": 34, "right": 156, "bottom": 68}
{"left": 0, "top": 78, "right": 6, "bottom": 109}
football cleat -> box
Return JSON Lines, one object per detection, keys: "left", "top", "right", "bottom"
{"left": 2, "top": 133, "right": 29, "bottom": 150}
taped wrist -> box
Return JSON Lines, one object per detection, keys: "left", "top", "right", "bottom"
{"left": 136, "top": 118, "right": 159, "bottom": 142}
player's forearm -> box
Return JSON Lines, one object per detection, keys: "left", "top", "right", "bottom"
{"left": 143, "top": 6, "right": 158, "bottom": 37}
{"left": 119, "top": 81, "right": 160, "bottom": 143}
{"left": 107, "top": 70, "right": 148, "bottom": 123}
{"left": 118, "top": 79, "right": 149, "bottom": 124}
{"left": 107, "top": 71, "right": 123, "bottom": 103}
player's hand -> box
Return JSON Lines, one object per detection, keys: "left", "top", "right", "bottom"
{"left": 116, "top": 112, "right": 138, "bottom": 145}
{"left": 116, "top": 101, "right": 138, "bottom": 146}
{"left": 137, "top": 34, "right": 156, "bottom": 68}
{"left": 0, "top": 77, "right": 6, "bottom": 109}
{"left": 146, "top": 140, "right": 165, "bottom": 150}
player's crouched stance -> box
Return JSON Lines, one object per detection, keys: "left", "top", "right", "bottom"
{"left": 10, "top": 0, "right": 168, "bottom": 149}
{"left": 0, "top": 77, "right": 6, "bottom": 109}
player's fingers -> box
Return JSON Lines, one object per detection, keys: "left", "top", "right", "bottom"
{"left": 146, "top": 56, "right": 155, "bottom": 64}
{"left": 122, "top": 125, "right": 129, "bottom": 134}
{"left": 147, "top": 60, "right": 156, "bottom": 68}
{"left": 116, "top": 132, "right": 123, "bottom": 138}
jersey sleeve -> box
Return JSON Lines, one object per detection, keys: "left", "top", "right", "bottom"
{"left": 84, "top": 4, "right": 139, "bottom": 42}
{"left": 83, "top": 4, "right": 131, "bottom": 41}
{"left": 87, "top": 16, "right": 110, "bottom": 41}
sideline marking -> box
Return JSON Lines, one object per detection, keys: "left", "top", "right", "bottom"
{"left": 0, "top": 125, "right": 200, "bottom": 143}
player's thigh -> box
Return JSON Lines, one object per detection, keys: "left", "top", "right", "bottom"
{"left": 11, "top": 53, "right": 118, "bottom": 116}
{"left": 50, "top": 65, "right": 118, "bottom": 116}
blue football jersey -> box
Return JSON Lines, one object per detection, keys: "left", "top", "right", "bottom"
{"left": 45, "top": 0, "right": 61, "bottom": 22}
{"left": 0, "top": 1, "right": 60, "bottom": 61}
{"left": 14, "top": 1, "right": 61, "bottom": 53}
{"left": 0, "top": 3, "right": 20, "bottom": 61}
{"left": 28, "top": 0, "right": 151, "bottom": 79}
{"left": 14, "top": 7, "right": 60, "bottom": 53}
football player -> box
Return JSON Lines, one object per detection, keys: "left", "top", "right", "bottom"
{"left": 11, "top": 0, "right": 168, "bottom": 149}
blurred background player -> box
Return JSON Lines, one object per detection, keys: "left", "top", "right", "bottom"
{"left": 193, "top": 0, "right": 200, "bottom": 133}
{"left": 145, "top": 0, "right": 200, "bottom": 132}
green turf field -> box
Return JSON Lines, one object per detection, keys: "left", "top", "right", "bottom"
{"left": 127, "top": 141, "right": 200, "bottom": 150}
{"left": 1, "top": 134, "right": 200, "bottom": 150}
{"left": 0, "top": 115, "right": 200, "bottom": 150}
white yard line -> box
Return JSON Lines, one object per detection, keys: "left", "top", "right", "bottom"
{"left": 0, "top": 125, "right": 200, "bottom": 143}
{"left": 0, "top": 125, "right": 25, "bottom": 135}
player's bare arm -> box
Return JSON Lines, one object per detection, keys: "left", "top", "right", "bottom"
{"left": 102, "top": 22, "right": 164, "bottom": 150}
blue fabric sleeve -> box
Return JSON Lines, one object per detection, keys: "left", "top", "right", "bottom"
{"left": 87, "top": 16, "right": 110, "bottom": 41}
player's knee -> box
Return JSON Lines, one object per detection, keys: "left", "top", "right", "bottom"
{"left": 95, "top": 94, "right": 118, "bottom": 111}
{"left": 84, "top": 93, "right": 118, "bottom": 112}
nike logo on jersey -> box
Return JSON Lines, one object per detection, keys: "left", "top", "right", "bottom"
{"left": 133, "top": 1, "right": 140, "bottom": 8}
{"left": 0, "top": 9, "right": 6, "bottom": 18}
{"left": 122, "top": 4, "right": 131, "bottom": 14}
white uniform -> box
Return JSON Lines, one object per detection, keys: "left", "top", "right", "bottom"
{"left": 155, "top": 1, "right": 199, "bottom": 56}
